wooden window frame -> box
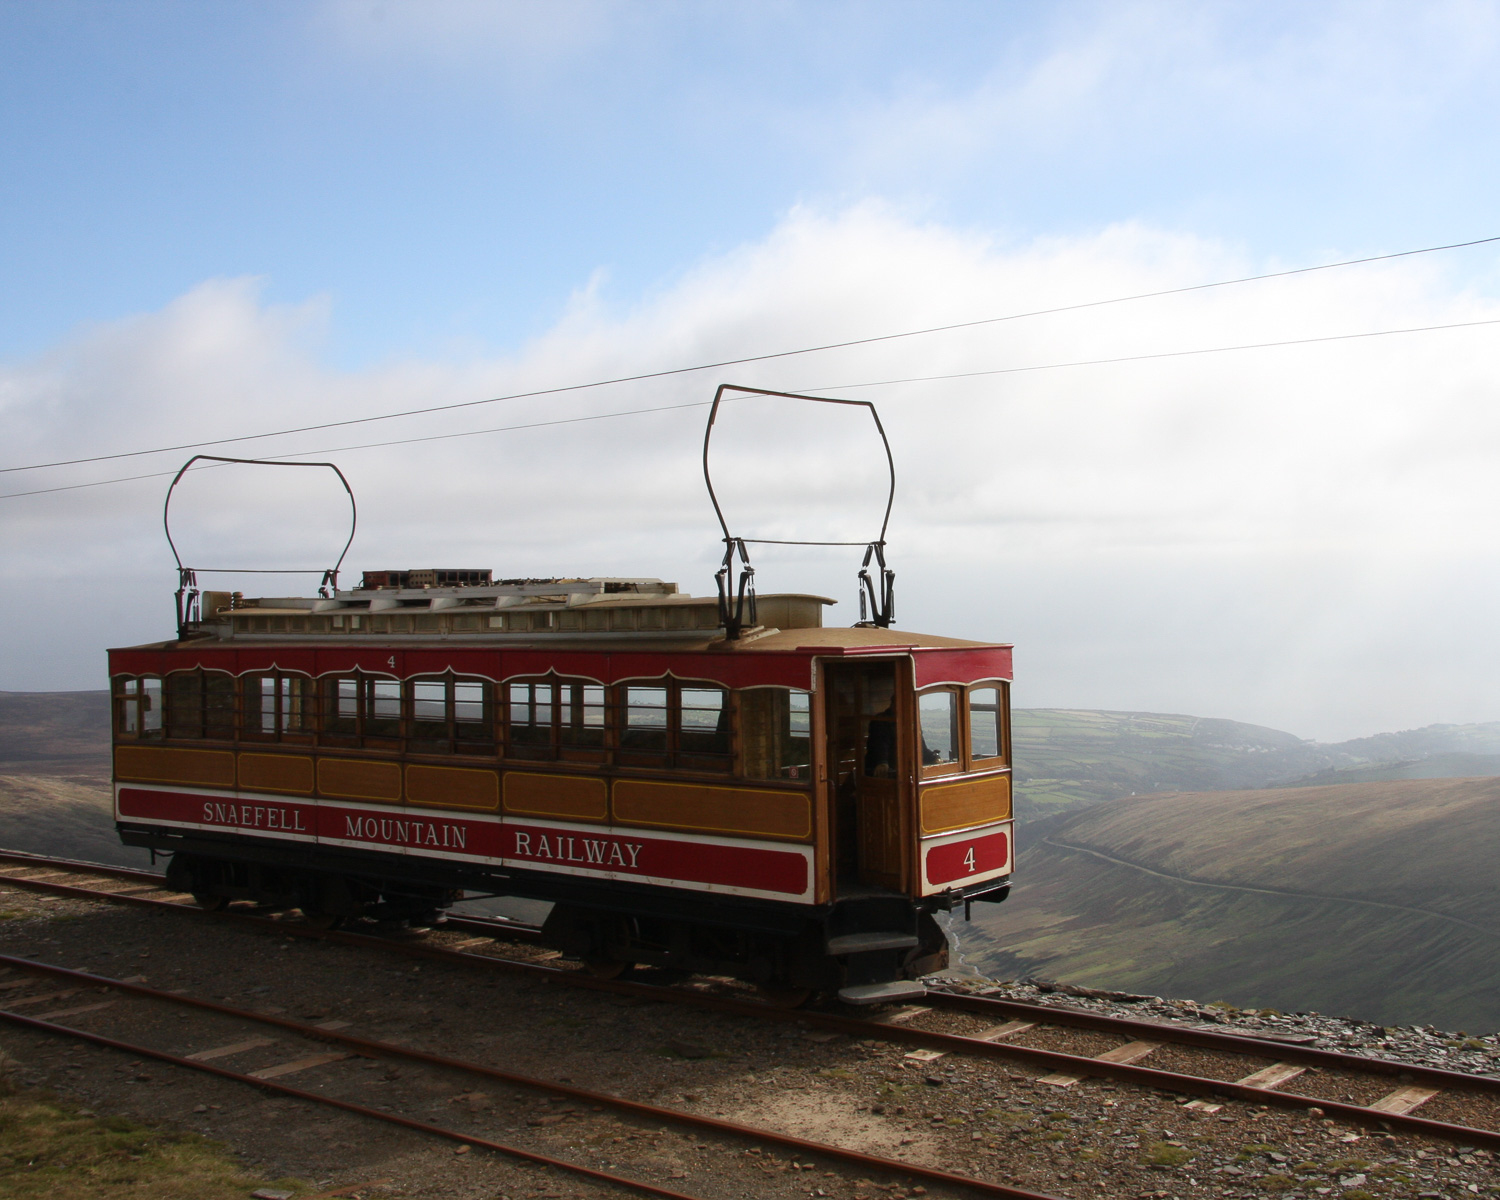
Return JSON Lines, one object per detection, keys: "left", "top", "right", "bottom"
{"left": 965, "top": 680, "right": 1009, "bottom": 772}
{"left": 917, "top": 685, "right": 965, "bottom": 779}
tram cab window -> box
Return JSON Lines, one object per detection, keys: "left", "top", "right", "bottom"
{"left": 918, "top": 688, "right": 961, "bottom": 775}
{"left": 114, "top": 677, "right": 163, "bottom": 740}
{"left": 969, "top": 684, "right": 1006, "bottom": 765}
{"left": 740, "top": 688, "right": 812, "bottom": 781}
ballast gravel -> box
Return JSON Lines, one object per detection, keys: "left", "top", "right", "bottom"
{"left": 0, "top": 880, "right": 1496, "bottom": 1199}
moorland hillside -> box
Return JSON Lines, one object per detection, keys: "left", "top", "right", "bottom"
{"left": 965, "top": 777, "right": 1500, "bottom": 1030}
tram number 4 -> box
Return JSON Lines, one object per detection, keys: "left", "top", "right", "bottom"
{"left": 963, "top": 846, "right": 976, "bottom": 873}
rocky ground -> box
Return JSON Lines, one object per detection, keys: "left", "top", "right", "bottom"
{"left": 0, "top": 880, "right": 1497, "bottom": 1200}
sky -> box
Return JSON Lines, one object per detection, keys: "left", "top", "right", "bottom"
{"left": 5, "top": 0, "right": 1500, "bottom": 741}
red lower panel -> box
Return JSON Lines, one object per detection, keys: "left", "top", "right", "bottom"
{"left": 117, "top": 788, "right": 809, "bottom": 898}
{"left": 505, "top": 823, "right": 809, "bottom": 897}
{"left": 924, "top": 829, "right": 1010, "bottom": 886}
{"left": 118, "top": 788, "right": 317, "bottom": 837}
{"left": 318, "top": 804, "right": 503, "bottom": 858}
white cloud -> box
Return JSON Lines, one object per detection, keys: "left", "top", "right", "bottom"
{"left": 3, "top": 204, "right": 1499, "bottom": 739}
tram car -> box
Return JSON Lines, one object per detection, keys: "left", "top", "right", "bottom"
{"left": 109, "top": 386, "right": 1013, "bottom": 1004}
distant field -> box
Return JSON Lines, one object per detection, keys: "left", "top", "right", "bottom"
{"left": 1011, "top": 708, "right": 1500, "bottom": 821}
{"left": 967, "top": 777, "right": 1500, "bottom": 1031}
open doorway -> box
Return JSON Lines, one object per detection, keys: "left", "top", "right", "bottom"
{"left": 824, "top": 661, "right": 908, "bottom": 894}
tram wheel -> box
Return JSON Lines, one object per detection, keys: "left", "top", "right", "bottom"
{"left": 192, "top": 893, "right": 229, "bottom": 912}
{"left": 299, "top": 910, "right": 343, "bottom": 931}
{"left": 582, "top": 957, "right": 633, "bottom": 980}
{"left": 755, "top": 984, "right": 813, "bottom": 1009}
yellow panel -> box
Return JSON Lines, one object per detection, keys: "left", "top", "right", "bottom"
{"left": 317, "top": 758, "right": 403, "bottom": 803}
{"left": 237, "top": 753, "right": 315, "bottom": 797}
{"left": 920, "top": 773, "right": 1011, "bottom": 835}
{"left": 503, "top": 772, "right": 608, "bottom": 822}
{"left": 612, "top": 779, "right": 812, "bottom": 842}
{"left": 406, "top": 764, "right": 500, "bottom": 811}
{"left": 115, "top": 745, "right": 236, "bottom": 789}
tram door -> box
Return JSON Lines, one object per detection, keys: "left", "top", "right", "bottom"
{"left": 825, "top": 662, "right": 906, "bottom": 893}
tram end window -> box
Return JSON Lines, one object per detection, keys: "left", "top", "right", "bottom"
{"left": 969, "top": 684, "right": 1004, "bottom": 764}
{"left": 140, "top": 678, "right": 162, "bottom": 736}
{"left": 918, "top": 689, "right": 960, "bottom": 769}
{"left": 114, "top": 677, "right": 163, "bottom": 738}
{"left": 740, "top": 688, "right": 812, "bottom": 781}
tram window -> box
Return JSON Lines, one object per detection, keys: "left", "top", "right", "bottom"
{"left": 621, "top": 685, "right": 669, "bottom": 753}
{"left": 205, "top": 674, "right": 236, "bottom": 738}
{"left": 741, "top": 689, "right": 812, "bottom": 781}
{"left": 679, "top": 688, "right": 729, "bottom": 756}
{"left": 166, "top": 672, "right": 204, "bottom": 738}
{"left": 559, "top": 682, "right": 606, "bottom": 750}
{"left": 163, "top": 671, "right": 236, "bottom": 739}
{"left": 918, "top": 689, "right": 960, "bottom": 772}
{"left": 365, "top": 678, "right": 402, "bottom": 739}
{"left": 242, "top": 674, "right": 316, "bottom": 741}
{"left": 969, "top": 685, "right": 1004, "bottom": 764}
{"left": 321, "top": 676, "right": 359, "bottom": 739}
{"left": 453, "top": 680, "right": 495, "bottom": 750}
{"left": 509, "top": 682, "right": 554, "bottom": 756}
{"left": 411, "top": 680, "right": 448, "bottom": 743}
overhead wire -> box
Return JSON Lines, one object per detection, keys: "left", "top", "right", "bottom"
{"left": 3, "top": 232, "right": 1498, "bottom": 477}
{"left": 5, "top": 309, "right": 1500, "bottom": 502}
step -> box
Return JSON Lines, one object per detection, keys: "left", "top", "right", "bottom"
{"left": 826, "top": 932, "right": 919, "bottom": 955}
{"left": 837, "top": 980, "right": 928, "bottom": 1006}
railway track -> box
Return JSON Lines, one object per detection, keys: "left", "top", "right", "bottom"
{"left": 3, "top": 848, "right": 1499, "bottom": 1185}
{"left": 0, "top": 952, "right": 1056, "bottom": 1200}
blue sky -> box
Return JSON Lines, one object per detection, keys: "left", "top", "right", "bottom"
{"left": 7, "top": 1, "right": 1498, "bottom": 366}
{"left": 6, "top": 1, "right": 1500, "bottom": 739}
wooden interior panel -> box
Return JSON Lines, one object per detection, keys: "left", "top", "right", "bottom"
{"left": 920, "top": 773, "right": 1011, "bottom": 834}
{"left": 237, "top": 753, "right": 315, "bottom": 797}
{"left": 406, "top": 764, "right": 500, "bottom": 811}
{"left": 613, "top": 779, "right": 812, "bottom": 841}
{"left": 317, "top": 758, "right": 403, "bottom": 803}
{"left": 502, "top": 772, "right": 608, "bottom": 822}
{"left": 114, "top": 745, "right": 236, "bottom": 789}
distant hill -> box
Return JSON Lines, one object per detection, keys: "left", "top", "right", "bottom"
{"left": 0, "top": 689, "right": 110, "bottom": 774}
{"left": 965, "top": 778, "right": 1500, "bottom": 1031}
{"left": 1012, "top": 708, "right": 1500, "bottom": 820}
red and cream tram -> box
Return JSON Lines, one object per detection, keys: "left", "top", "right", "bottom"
{"left": 109, "top": 387, "right": 1013, "bottom": 1004}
